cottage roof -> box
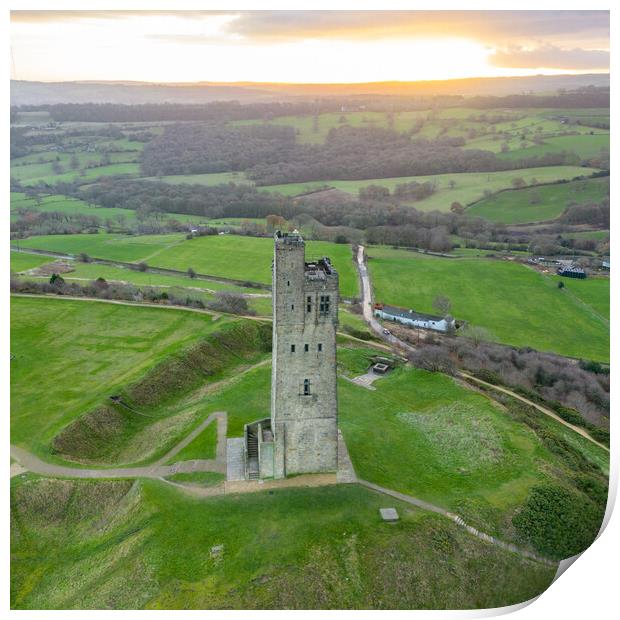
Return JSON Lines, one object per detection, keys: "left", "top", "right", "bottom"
{"left": 377, "top": 304, "right": 447, "bottom": 323}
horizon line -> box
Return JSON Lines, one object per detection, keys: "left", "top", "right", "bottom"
{"left": 10, "top": 71, "right": 611, "bottom": 88}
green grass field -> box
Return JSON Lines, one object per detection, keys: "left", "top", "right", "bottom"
{"left": 140, "top": 235, "right": 360, "bottom": 297}
{"left": 15, "top": 232, "right": 186, "bottom": 263}
{"left": 10, "top": 296, "right": 218, "bottom": 460}
{"left": 10, "top": 252, "right": 53, "bottom": 273}
{"left": 549, "top": 275, "right": 610, "bottom": 321}
{"left": 13, "top": 234, "right": 358, "bottom": 295}
{"left": 166, "top": 420, "right": 218, "bottom": 463}
{"left": 367, "top": 248, "right": 609, "bottom": 361}
{"left": 12, "top": 161, "right": 141, "bottom": 186}
{"left": 561, "top": 230, "right": 609, "bottom": 241}
{"left": 10, "top": 192, "right": 207, "bottom": 225}
{"left": 262, "top": 166, "right": 596, "bottom": 212}
{"left": 10, "top": 477, "right": 556, "bottom": 609}
{"left": 467, "top": 176, "right": 609, "bottom": 224}
{"left": 497, "top": 133, "right": 609, "bottom": 162}
{"left": 13, "top": 258, "right": 256, "bottom": 296}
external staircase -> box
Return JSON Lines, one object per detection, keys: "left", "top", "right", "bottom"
{"left": 247, "top": 428, "right": 259, "bottom": 480}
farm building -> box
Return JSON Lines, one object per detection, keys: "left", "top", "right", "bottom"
{"left": 557, "top": 265, "right": 587, "bottom": 279}
{"left": 374, "top": 303, "right": 455, "bottom": 332}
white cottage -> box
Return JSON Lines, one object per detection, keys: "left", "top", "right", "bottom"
{"left": 374, "top": 304, "right": 455, "bottom": 333}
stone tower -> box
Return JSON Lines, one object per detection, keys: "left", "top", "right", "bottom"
{"left": 270, "top": 230, "right": 339, "bottom": 479}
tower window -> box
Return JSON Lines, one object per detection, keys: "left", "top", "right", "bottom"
{"left": 291, "top": 344, "right": 295, "bottom": 353}
{"left": 304, "top": 344, "right": 309, "bottom": 352}
{"left": 303, "top": 379, "right": 311, "bottom": 396}
{"left": 319, "top": 295, "right": 330, "bottom": 314}
{"left": 291, "top": 304, "right": 294, "bottom": 310}
{"left": 318, "top": 343, "right": 323, "bottom": 352}
{"left": 287, "top": 280, "right": 290, "bottom": 286}
{"left": 306, "top": 295, "right": 312, "bottom": 313}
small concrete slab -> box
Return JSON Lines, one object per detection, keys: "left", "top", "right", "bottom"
{"left": 351, "top": 370, "right": 380, "bottom": 390}
{"left": 380, "top": 507, "right": 400, "bottom": 522}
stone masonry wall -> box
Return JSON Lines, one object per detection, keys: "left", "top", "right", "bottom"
{"left": 270, "top": 233, "right": 339, "bottom": 477}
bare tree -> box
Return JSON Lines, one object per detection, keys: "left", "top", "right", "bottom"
{"left": 409, "top": 346, "right": 456, "bottom": 375}
{"left": 432, "top": 294, "right": 452, "bottom": 316}
{"left": 461, "top": 324, "right": 492, "bottom": 347}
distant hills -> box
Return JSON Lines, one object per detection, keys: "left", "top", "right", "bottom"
{"left": 11, "top": 73, "right": 610, "bottom": 106}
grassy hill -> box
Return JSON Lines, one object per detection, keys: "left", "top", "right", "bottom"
{"left": 10, "top": 296, "right": 220, "bottom": 460}
{"left": 10, "top": 478, "right": 556, "bottom": 609}
{"left": 367, "top": 248, "right": 609, "bottom": 361}
{"left": 10, "top": 298, "right": 607, "bottom": 607}
{"left": 467, "top": 176, "right": 609, "bottom": 224}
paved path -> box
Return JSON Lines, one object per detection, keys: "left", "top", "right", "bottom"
{"left": 10, "top": 412, "right": 227, "bottom": 479}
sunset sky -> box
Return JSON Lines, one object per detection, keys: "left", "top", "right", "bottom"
{"left": 10, "top": 10, "right": 610, "bottom": 84}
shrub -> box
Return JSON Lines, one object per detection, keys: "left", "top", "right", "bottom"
{"left": 409, "top": 346, "right": 456, "bottom": 375}
{"left": 206, "top": 291, "right": 255, "bottom": 316}
{"left": 513, "top": 485, "right": 604, "bottom": 560}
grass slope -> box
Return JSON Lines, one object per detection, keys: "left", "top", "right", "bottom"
{"left": 10, "top": 478, "right": 555, "bottom": 609}
{"left": 367, "top": 248, "right": 609, "bottom": 361}
{"left": 10, "top": 296, "right": 218, "bottom": 460}
{"left": 467, "top": 176, "right": 609, "bottom": 224}
{"left": 171, "top": 342, "right": 608, "bottom": 542}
